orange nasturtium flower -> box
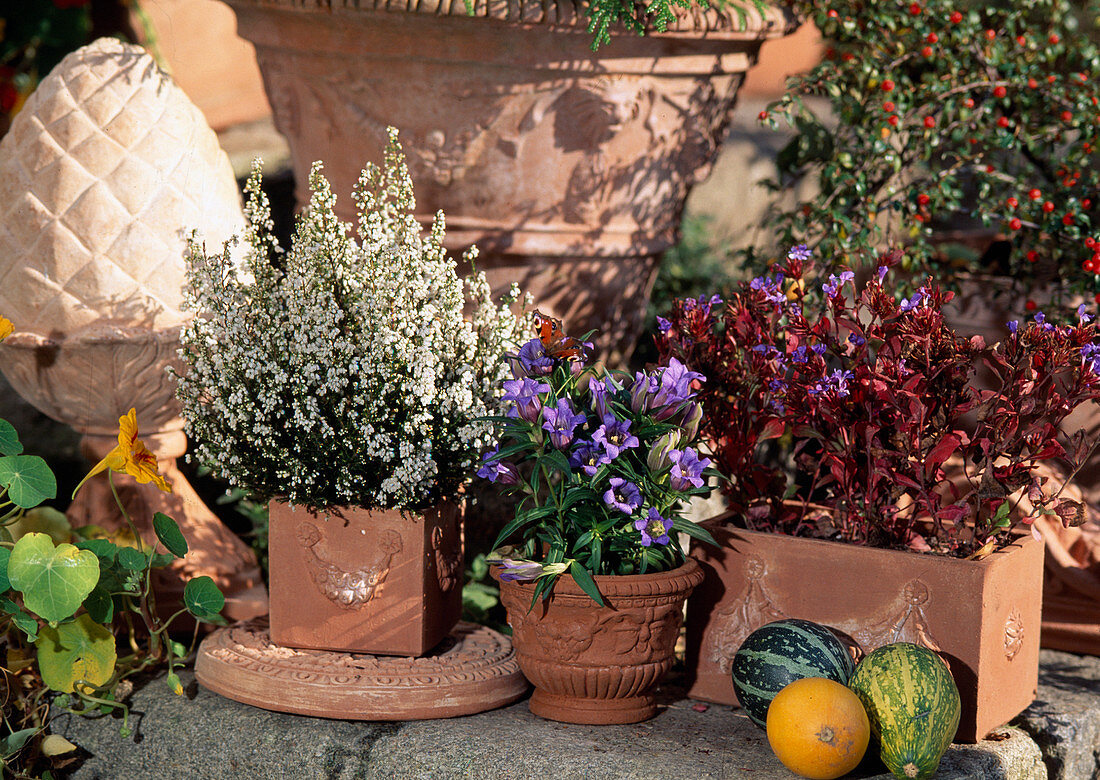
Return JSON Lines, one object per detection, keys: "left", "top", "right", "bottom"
{"left": 73, "top": 408, "right": 171, "bottom": 496}
{"left": 0, "top": 316, "right": 13, "bottom": 341}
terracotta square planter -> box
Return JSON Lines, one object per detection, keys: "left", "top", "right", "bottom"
{"left": 268, "top": 501, "right": 463, "bottom": 656}
{"left": 685, "top": 513, "right": 1044, "bottom": 742}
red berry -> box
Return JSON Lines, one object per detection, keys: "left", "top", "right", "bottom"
{"left": 926, "top": 33, "right": 939, "bottom": 43}
{"left": 922, "top": 46, "right": 934, "bottom": 57}
{"left": 842, "top": 52, "right": 856, "bottom": 61}
{"left": 1064, "top": 214, "right": 1076, "bottom": 226}
{"left": 1026, "top": 299, "right": 1038, "bottom": 311}
{"left": 913, "top": 213, "right": 926, "bottom": 223}
{"left": 1042, "top": 201, "right": 1055, "bottom": 213}
{"left": 1086, "top": 259, "right": 1098, "bottom": 273}
{"left": 1007, "top": 197, "right": 1019, "bottom": 209}
{"left": 964, "top": 98, "right": 975, "bottom": 108}
{"left": 1078, "top": 73, "right": 1089, "bottom": 83}
{"left": 923, "top": 116, "right": 936, "bottom": 128}
{"left": 985, "top": 29, "right": 996, "bottom": 41}
{"left": 909, "top": 3, "right": 921, "bottom": 15}
{"left": 1062, "top": 110, "right": 1073, "bottom": 122}
{"left": 1010, "top": 217, "right": 1023, "bottom": 230}
{"left": 1028, "top": 78, "right": 1039, "bottom": 89}
{"left": 997, "top": 116, "right": 1010, "bottom": 128}
{"left": 917, "top": 193, "right": 931, "bottom": 205}
{"left": 1094, "top": 293, "right": 1100, "bottom": 305}
{"left": 882, "top": 79, "right": 895, "bottom": 92}
{"left": 1016, "top": 35, "right": 1027, "bottom": 46}
{"left": 950, "top": 10, "right": 963, "bottom": 23}
{"left": 827, "top": 8, "right": 838, "bottom": 17}
{"left": 758, "top": 110, "right": 769, "bottom": 120}
{"left": 1049, "top": 34, "right": 1060, "bottom": 45}
{"left": 1049, "top": 74, "right": 1058, "bottom": 83}
{"left": 883, "top": 101, "right": 896, "bottom": 112}
{"left": 1088, "top": 237, "right": 1098, "bottom": 248}
{"left": 1029, "top": 189, "right": 1042, "bottom": 200}
{"left": 888, "top": 115, "right": 899, "bottom": 126}
{"left": 1027, "top": 250, "right": 1039, "bottom": 263}
{"left": 986, "top": 165, "right": 996, "bottom": 173}
{"left": 1084, "top": 199, "right": 1093, "bottom": 209}
{"left": 993, "top": 85, "right": 1007, "bottom": 98}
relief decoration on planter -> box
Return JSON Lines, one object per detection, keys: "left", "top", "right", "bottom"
{"left": 851, "top": 579, "right": 942, "bottom": 653}
{"left": 706, "top": 554, "right": 786, "bottom": 673}
{"left": 595, "top": 604, "right": 682, "bottom": 659}
{"left": 297, "top": 522, "right": 402, "bottom": 609}
{"left": 433, "top": 525, "right": 462, "bottom": 594}
{"left": 1004, "top": 608, "right": 1025, "bottom": 660}
{"left": 707, "top": 560, "right": 946, "bottom": 672}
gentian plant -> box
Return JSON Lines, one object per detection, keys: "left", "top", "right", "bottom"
{"left": 658, "top": 245, "right": 1100, "bottom": 558}
{"left": 481, "top": 315, "right": 716, "bottom": 605}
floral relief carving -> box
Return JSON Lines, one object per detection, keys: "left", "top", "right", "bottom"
{"left": 297, "top": 522, "right": 402, "bottom": 609}
{"left": 433, "top": 525, "right": 462, "bottom": 593}
{"left": 707, "top": 555, "right": 787, "bottom": 674}
{"left": 852, "top": 579, "right": 942, "bottom": 654}
{"left": 1004, "top": 608, "right": 1025, "bottom": 660}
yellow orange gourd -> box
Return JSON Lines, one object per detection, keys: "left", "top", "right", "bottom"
{"left": 766, "top": 677, "right": 870, "bottom": 780}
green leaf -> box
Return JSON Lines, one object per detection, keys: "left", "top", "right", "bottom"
{"left": 6, "top": 506, "right": 71, "bottom": 545}
{"left": 75, "top": 539, "right": 119, "bottom": 564}
{"left": 0, "top": 455, "right": 56, "bottom": 508}
{"left": 35, "top": 613, "right": 116, "bottom": 693}
{"left": 117, "top": 547, "right": 146, "bottom": 571}
{"left": 0, "top": 419, "right": 23, "bottom": 456}
{"left": 490, "top": 505, "right": 555, "bottom": 551}
{"left": 150, "top": 553, "right": 175, "bottom": 569}
{"left": 0, "top": 546, "right": 9, "bottom": 593}
{"left": 83, "top": 585, "right": 114, "bottom": 624}
{"left": 184, "top": 576, "right": 225, "bottom": 619}
{"left": 0, "top": 727, "right": 37, "bottom": 758}
{"left": 0, "top": 598, "right": 40, "bottom": 642}
{"left": 540, "top": 449, "right": 572, "bottom": 476}
{"left": 8, "top": 533, "right": 100, "bottom": 623}
{"left": 672, "top": 517, "right": 718, "bottom": 548}
{"left": 153, "top": 512, "right": 188, "bottom": 558}
{"left": 569, "top": 560, "right": 605, "bottom": 607}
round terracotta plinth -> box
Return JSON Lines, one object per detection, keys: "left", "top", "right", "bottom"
{"left": 530, "top": 690, "right": 655, "bottom": 725}
{"left": 195, "top": 619, "right": 528, "bottom": 720}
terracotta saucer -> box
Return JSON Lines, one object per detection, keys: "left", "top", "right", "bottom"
{"left": 195, "top": 619, "right": 528, "bottom": 720}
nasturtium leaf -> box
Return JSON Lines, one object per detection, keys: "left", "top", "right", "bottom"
{"left": 183, "top": 576, "right": 224, "bottom": 619}
{"left": 152, "top": 512, "right": 188, "bottom": 558}
{"left": 0, "top": 546, "right": 10, "bottom": 593}
{"left": 75, "top": 538, "right": 119, "bottom": 564}
{"left": 0, "top": 598, "right": 40, "bottom": 642}
{"left": 117, "top": 547, "right": 146, "bottom": 572}
{"left": 35, "top": 613, "right": 116, "bottom": 693}
{"left": 150, "top": 553, "right": 175, "bottom": 569}
{"left": 0, "top": 419, "right": 23, "bottom": 456}
{"left": 83, "top": 585, "right": 114, "bottom": 624}
{"left": 6, "top": 507, "right": 71, "bottom": 545}
{"left": 40, "top": 734, "right": 77, "bottom": 757}
{"left": 0, "top": 456, "right": 56, "bottom": 508}
{"left": 0, "top": 727, "right": 37, "bottom": 758}
{"left": 8, "top": 533, "right": 99, "bottom": 623}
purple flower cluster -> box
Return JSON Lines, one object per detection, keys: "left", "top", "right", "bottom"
{"left": 750, "top": 274, "right": 787, "bottom": 309}
{"left": 634, "top": 508, "right": 673, "bottom": 547}
{"left": 899, "top": 287, "right": 929, "bottom": 312}
{"left": 822, "top": 270, "right": 855, "bottom": 299}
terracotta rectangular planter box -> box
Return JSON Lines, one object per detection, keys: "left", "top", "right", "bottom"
{"left": 685, "top": 513, "right": 1044, "bottom": 742}
{"left": 268, "top": 501, "right": 463, "bottom": 657}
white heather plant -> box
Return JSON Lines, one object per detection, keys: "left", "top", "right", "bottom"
{"left": 175, "top": 129, "right": 525, "bottom": 510}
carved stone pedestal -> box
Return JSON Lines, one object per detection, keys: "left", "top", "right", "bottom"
{"left": 195, "top": 619, "right": 528, "bottom": 720}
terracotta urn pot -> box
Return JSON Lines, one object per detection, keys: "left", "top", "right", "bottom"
{"left": 268, "top": 500, "right": 464, "bottom": 656}
{"left": 223, "top": 0, "right": 796, "bottom": 363}
{"left": 495, "top": 557, "right": 704, "bottom": 724}
{"left": 684, "top": 513, "right": 1044, "bottom": 743}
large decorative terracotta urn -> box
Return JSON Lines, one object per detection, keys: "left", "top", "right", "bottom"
{"left": 0, "top": 38, "right": 267, "bottom": 621}
{"left": 223, "top": 0, "right": 797, "bottom": 363}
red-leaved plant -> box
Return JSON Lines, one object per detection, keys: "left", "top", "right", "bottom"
{"left": 657, "top": 246, "right": 1100, "bottom": 557}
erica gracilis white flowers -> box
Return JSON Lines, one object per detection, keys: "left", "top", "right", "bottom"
{"left": 175, "top": 128, "right": 524, "bottom": 510}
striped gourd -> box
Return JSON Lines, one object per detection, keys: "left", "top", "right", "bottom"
{"left": 731, "top": 619, "right": 856, "bottom": 729}
{"left": 848, "top": 643, "right": 960, "bottom": 780}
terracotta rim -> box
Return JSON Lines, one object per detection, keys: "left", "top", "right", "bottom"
{"left": 494, "top": 556, "right": 704, "bottom": 601}
{"left": 224, "top": 0, "right": 798, "bottom": 38}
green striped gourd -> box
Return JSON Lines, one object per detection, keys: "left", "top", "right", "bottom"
{"left": 730, "top": 618, "right": 856, "bottom": 729}
{"left": 848, "top": 642, "right": 960, "bottom": 780}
